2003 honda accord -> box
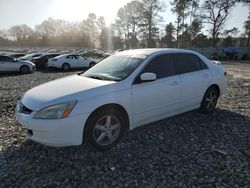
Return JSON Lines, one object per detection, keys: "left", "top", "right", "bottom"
{"left": 16, "top": 49, "right": 227, "bottom": 151}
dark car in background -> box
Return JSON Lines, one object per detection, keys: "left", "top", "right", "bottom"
{"left": 32, "top": 53, "right": 60, "bottom": 70}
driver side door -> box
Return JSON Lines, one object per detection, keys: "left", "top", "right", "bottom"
{"left": 131, "top": 54, "right": 181, "bottom": 127}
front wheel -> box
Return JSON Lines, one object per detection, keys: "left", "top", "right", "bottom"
{"left": 20, "top": 65, "right": 30, "bottom": 74}
{"left": 84, "top": 108, "right": 126, "bottom": 152}
{"left": 200, "top": 86, "right": 219, "bottom": 114}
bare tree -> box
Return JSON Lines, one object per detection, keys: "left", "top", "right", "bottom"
{"left": 202, "top": 0, "right": 236, "bottom": 47}
{"left": 9, "top": 24, "right": 34, "bottom": 43}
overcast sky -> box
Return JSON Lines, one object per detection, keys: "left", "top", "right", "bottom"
{"left": 0, "top": 0, "right": 249, "bottom": 34}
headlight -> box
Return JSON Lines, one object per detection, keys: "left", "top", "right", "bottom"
{"left": 33, "top": 100, "right": 77, "bottom": 119}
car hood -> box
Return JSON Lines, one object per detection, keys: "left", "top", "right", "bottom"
{"left": 19, "top": 60, "right": 35, "bottom": 66}
{"left": 21, "top": 75, "right": 117, "bottom": 111}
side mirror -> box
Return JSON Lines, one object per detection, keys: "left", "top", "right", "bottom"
{"left": 140, "top": 72, "right": 156, "bottom": 82}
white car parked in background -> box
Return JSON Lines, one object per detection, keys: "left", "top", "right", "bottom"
{"left": 16, "top": 49, "right": 227, "bottom": 151}
{"left": 47, "top": 54, "right": 96, "bottom": 71}
{"left": 0, "top": 55, "right": 35, "bottom": 73}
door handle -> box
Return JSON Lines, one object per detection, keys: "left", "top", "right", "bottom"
{"left": 170, "top": 81, "right": 179, "bottom": 86}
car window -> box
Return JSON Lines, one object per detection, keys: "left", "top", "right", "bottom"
{"left": 0, "top": 56, "right": 13, "bottom": 62}
{"left": 174, "top": 53, "right": 203, "bottom": 74}
{"left": 66, "top": 55, "right": 72, "bottom": 59}
{"left": 83, "top": 55, "right": 144, "bottom": 81}
{"left": 141, "top": 54, "right": 176, "bottom": 79}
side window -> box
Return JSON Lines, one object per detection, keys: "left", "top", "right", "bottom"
{"left": 66, "top": 55, "right": 73, "bottom": 59}
{"left": 199, "top": 58, "right": 209, "bottom": 69}
{"left": 142, "top": 54, "right": 175, "bottom": 79}
{"left": 175, "top": 54, "right": 202, "bottom": 74}
{"left": 2, "top": 56, "right": 13, "bottom": 62}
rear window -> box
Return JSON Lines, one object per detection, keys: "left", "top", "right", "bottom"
{"left": 174, "top": 53, "right": 207, "bottom": 74}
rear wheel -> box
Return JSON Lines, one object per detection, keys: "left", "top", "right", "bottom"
{"left": 84, "top": 108, "right": 126, "bottom": 152}
{"left": 62, "top": 63, "right": 70, "bottom": 71}
{"left": 200, "top": 86, "right": 219, "bottom": 113}
{"left": 20, "top": 65, "right": 30, "bottom": 74}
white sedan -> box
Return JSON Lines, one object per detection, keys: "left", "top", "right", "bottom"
{"left": 0, "top": 55, "right": 35, "bottom": 73}
{"left": 16, "top": 49, "right": 227, "bottom": 151}
{"left": 47, "top": 54, "right": 96, "bottom": 71}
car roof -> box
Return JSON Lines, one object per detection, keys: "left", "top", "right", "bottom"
{"left": 116, "top": 48, "right": 199, "bottom": 57}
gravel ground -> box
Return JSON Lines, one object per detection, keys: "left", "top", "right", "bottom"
{"left": 0, "top": 63, "right": 249, "bottom": 188}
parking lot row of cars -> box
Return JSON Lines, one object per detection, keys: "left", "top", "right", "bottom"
{"left": 0, "top": 52, "right": 101, "bottom": 74}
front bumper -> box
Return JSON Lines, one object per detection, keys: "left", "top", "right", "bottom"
{"left": 15, "top": 102, "right": 88, "bottom": 147}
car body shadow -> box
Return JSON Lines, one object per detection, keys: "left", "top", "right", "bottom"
{"left": 0, "top": 72, "right": 32, "bottom": 78}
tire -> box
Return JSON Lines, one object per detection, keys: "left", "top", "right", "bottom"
{"left": 200, "top": 86, "right": 219, "bottom": 114}
{"left": 89, "top": 62, "right": 95, "bottom": 68}
{"left": 84, "top": 108, "right": 126, "bottom": 152}
{"left": 20, "top": 65, "right": 30, "bottom": 74}
{"left": 62, "top": 63, "right": 70, "bottom": 71}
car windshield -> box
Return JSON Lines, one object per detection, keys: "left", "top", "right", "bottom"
{"left": 82, "top": 54, "right": 145, "bottom": 81}
{"left": 18, "top": 54, "right": 33, "bottom": 59}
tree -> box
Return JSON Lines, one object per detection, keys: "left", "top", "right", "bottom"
{"left": 202, "top": 0, "right": 236, "bottom": 47}
{"left": 164, "top": 22, "right": 175, "bottom": 47}
{"left": 171, "top": 0, "right": 199, "bottom": 47}
{"left": 115, "top": 1, "right": 144, "bottom": 48}
{"left": 140, "top": 0, "right": 165, "bottom": 48}
{"left": 190, "top": 18, "right": 203, "bottom": 47}
{"left": 126, "top": 1, "right": 144, "bottom": 48}
{"left": 193, "top": 33, "right": 210, "bottom": 47}
{"left": 9, "top": 24, "right": 34, "bottom": 43}
{"left": 85, "top": 13, "right": 98, "bottom": 48}
{"left": 35, "top": 18, "right": 57, "bottom": 45}
{"left": 244, "top": 14, "right": 250, "bottom": 46}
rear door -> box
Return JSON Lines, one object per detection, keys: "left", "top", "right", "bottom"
{"left": 174, "top": 53, "right": 212, "bottom": 107}
{"left": 132, "top": 54, "right": 181, "bottom": 126}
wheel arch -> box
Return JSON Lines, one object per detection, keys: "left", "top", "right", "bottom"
{"left": 83, "top": 103, "right": 130, "bottom": 140}
{"left": 208, "top": 84, "right": 220, "bottom": 96}
{"left": 62, "top": 62, "right": 70, "bottom": 68}
{"left": 19, "top": 64, "right": 30, "bottom": 72}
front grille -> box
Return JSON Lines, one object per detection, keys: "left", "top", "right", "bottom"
{"left": 19, "top": 103, "right": 33, "bottom": 114}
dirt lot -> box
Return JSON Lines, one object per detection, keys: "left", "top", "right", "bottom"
{"left": 0, "top": 62, "right": 249, "bottom": 187}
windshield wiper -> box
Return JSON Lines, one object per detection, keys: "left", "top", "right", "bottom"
{"left": 87, "top": 75, "right": 103, "bottom": 80}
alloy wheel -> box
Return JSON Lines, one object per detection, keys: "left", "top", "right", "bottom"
{"left": 93, "top": 115, "right": 121, "bottom": 146}
{"left": 205, "top": 90, "right": 217, "bottom": 110}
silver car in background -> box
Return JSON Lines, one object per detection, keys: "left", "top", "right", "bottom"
{"left": 0, "top": 55, "right": 35, "bottom": 73}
